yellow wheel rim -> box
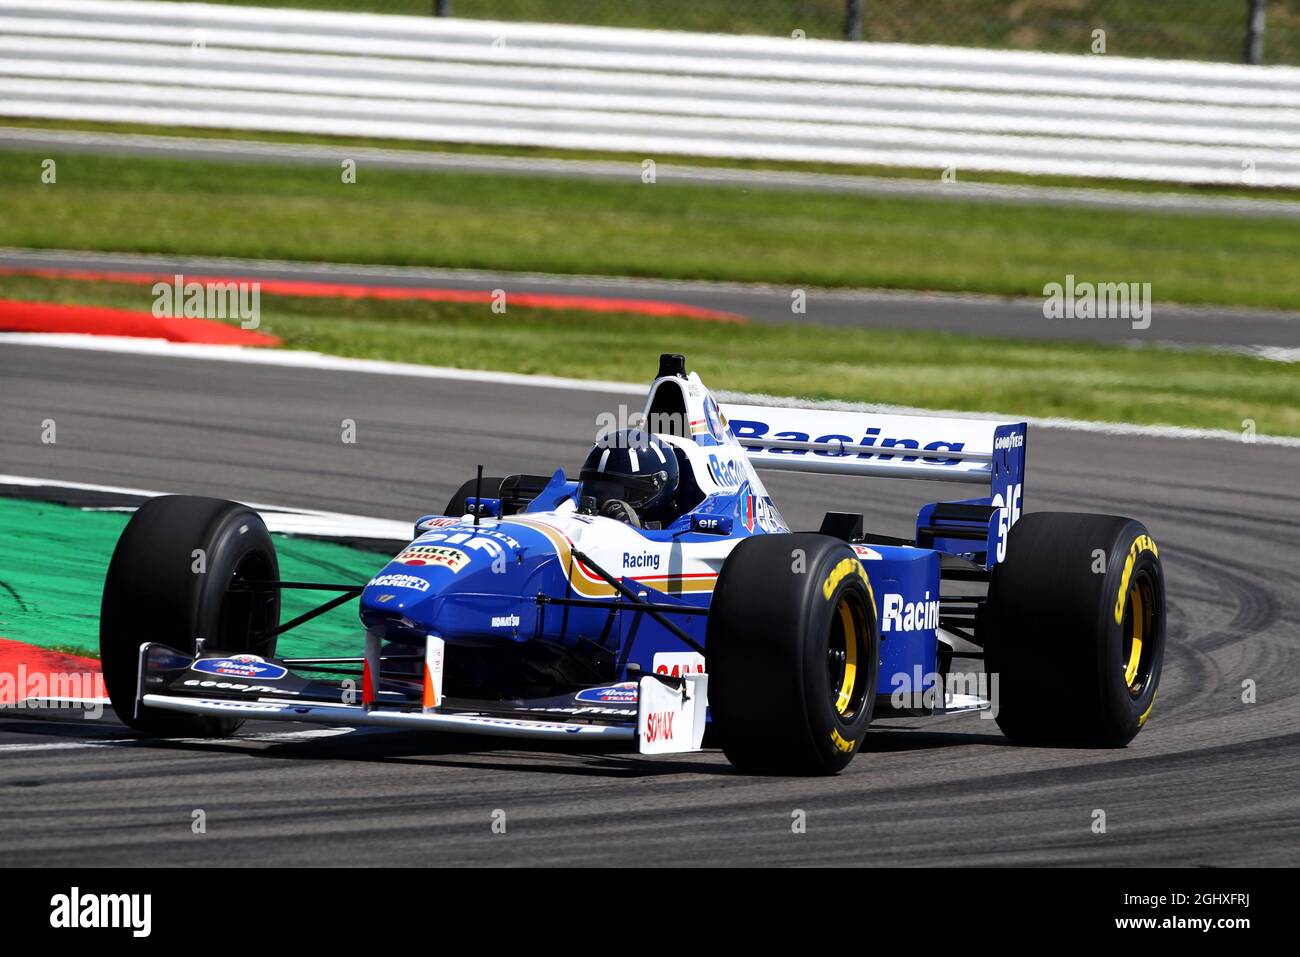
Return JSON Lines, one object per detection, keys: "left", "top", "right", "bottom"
{"left": 1123, "top": 581, "right": 1144, "bottom": 689}
{"left": 834, "top": 598, "right": 859, "bottom": 716}
{"left": 1121, "top": 573, "right": 1157, "bottom": 696}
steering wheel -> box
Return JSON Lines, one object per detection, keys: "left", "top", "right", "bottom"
{"left": 599, "top": 499, "right": 642, "bottom": 528}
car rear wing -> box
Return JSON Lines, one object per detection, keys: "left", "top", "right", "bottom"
{"left": 721, "top": 404, "right": 1027, "bottom": 567}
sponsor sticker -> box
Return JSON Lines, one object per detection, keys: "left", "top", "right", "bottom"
{"left": 395, "top": 544, "right": 471, "bottom": 572}
{"left": 575, "top": 682, "right": 639, "bottom": 705}
{"left": 755, "top": 495, "right": 787, "bottom": 534}
{"left": 192, "top": 655, "right": 287, "bottom": 681}
{"left": 653, "top": 652, "right": 706, "bottom": 678}
{"left": 702, "top": 394, "right": 728, "bottom": 442}
{"left": 822, "top": 557, "right": 870, "bottom": 600}
{"left": 881, "top": 592, "right": 939, "bottom": 632}
{"left": 643, "top": 711, "right": 677, "bottom": 744}
{"left": 706, "top": 453, "right": 744, "bottom": 490}
{"left": 368, "top": 573, "right": 431, "bottom": 592}
{"left": 418, "top": 516, "right": 464, "bottom": 529}
{"left": 1114, "top": 534, "right": 1159, "bottom": 624}
{"left": 623, "top": 551, "right": 661, "bottom": 571}
{"left": 183, "top": 679, "right": 294, "bottom": 695}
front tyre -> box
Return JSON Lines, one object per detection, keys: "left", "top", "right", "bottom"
{"left": 708, "top": 534, "right": 880, "bottom": 775}
{"left": 100, "top": 495, "right": 280, "bottom": 737}
{"left": 985, "top": 512, "right": 1165, "bottom": 747}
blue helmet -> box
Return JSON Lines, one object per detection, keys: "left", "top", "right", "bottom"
{"left": 578, "top": 429, "right": 679, "bottom": 515}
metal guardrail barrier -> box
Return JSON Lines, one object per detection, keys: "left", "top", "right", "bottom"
{"left": 2, "top": 0, "right": 1299, "bottom": 186}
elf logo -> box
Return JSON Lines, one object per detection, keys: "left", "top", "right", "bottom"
{"left": 881, "top": 592, "right": 939, "bottom": 633}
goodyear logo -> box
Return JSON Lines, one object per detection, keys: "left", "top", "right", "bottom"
{"left": 822, "top": 557, "right": 868, "bottom": 600}
{"left": 1113, "top": 534, "right": 1158, "bottom": 624}
{"left": 830, "top": 729, "right": 856, "bottom": 753}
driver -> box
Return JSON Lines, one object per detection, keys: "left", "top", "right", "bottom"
{"left": 576, "top": 428, "right": 679, "bottom": 528}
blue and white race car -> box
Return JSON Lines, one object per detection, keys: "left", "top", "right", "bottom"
{"left": 101, "top": 355, "right": 1165, "bottom": 774}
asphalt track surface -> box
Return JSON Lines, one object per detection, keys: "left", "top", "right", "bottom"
{"left": 8, "top": 126, "right": 1300, "bottom": 221}
{"left": 3, "top": 247, "right": 1300, "bottom": 351}
{"left": 0, "top": 341, "right": 1297, "bottom": 866}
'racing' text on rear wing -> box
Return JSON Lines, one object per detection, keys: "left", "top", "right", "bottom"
{"left": 721, "top": 404, "right": 1027, "bottom": 567}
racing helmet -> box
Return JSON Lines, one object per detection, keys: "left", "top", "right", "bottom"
{"left": 578, "top": 429, "right": 679, "bottom": 515}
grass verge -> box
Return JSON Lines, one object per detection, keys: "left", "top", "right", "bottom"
{"left": 4, "top": 274, "right": 1297, "bottom": 437}
{"left": 3, "top": 150, "right": 1300, "bottom": 310}
{"left": 0, "top": 497, "right": 393, "bottom": 661}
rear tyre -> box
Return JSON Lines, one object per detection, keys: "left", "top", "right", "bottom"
{"left": 708, "top": 534, "right": 879, "bottom": 775}
{"left": 444, "top": 476, "right": 506, "bottom": 517}
{"left": 100, "top": 495, "right": 280, "bottom": 737}
{"left": 985, "top": 512, "right": 1165, "bottom": 747}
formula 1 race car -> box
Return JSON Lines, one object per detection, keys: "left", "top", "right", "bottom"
{"left": 100, "top": 354, "right": 1166, "bottom": 774}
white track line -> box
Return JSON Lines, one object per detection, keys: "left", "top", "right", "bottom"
{"left": 0, "top": 739, "right": 136, "bottom": 752}
{"left": 0, "top": 471, "right": 413, "bottom": 540}
{"left": 0, "top": 332, "right": 641, "bottom": 394}
{"left": 12, "top": 696, "right": 108, "bottom": 707}
{"left": 2, "top": 331, "right": 1297, "bottom": 449}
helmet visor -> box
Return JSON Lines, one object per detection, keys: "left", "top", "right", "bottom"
{"left": 578, "top": 470, "right": 663, "bottom": 509}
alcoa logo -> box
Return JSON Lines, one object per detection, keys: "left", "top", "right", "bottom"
{"left": 881, "top": 593, "right": 940, "bottom": 633}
